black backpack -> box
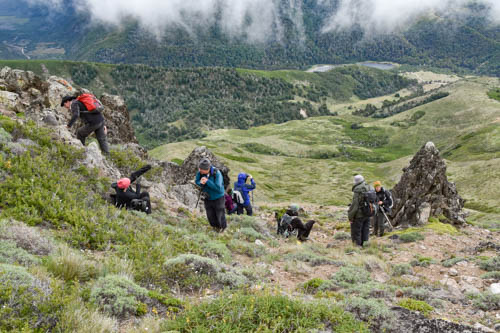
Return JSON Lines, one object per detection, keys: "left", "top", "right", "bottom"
{"left": 360, "top": 189, "right": 377, "bottom": 217}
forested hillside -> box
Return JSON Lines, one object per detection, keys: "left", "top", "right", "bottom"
{"left": 0, "top": 60, "right": 416, "bottom": 148}
{"left": 0, "top": 0, "right": 498, "bottom": 75}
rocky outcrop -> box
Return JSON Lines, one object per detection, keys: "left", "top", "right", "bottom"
{"left": 390, "top": 142, "right": 466, "bottom": 227}
{"left": 0, "top": 66, "right": 136, "bottom": 145}
{"left": 388, "top": 307, "right": 489, "bottom": 333}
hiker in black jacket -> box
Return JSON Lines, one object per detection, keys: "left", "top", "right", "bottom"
{"left": 373, "top": 181, "right": 393, "bottom": 236}
{"left": 61, "top": 95, "right": 109, "bottom": 154}
{"left": 112, "top": 165, "right": 152, "bottom": 214}
{"left": 348, "top": 175, "right": 371, "bottom": 247}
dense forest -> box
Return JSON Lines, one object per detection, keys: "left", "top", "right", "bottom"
{"left": 0, "top": 0, "right": 498, "bottom": 76}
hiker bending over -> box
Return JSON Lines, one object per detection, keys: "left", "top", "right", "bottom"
{"left": 373, "top": 181, "right": 393, "bottom": 237}
{"left": 277, "top": 204, "right": 315, "bottom": 241}
{"left": 233, "top": 173, "right": 256, "bottom": 216}
{"left": 224, "top": 188, "right": 237, "bottom": 215}
{"left": 61, "top": 94, "right": 109, "bottom": 154}
{"left": 195, "top": 158, "right": 227, "bottom": 232}
{"left": 348, "top": 175, "right": 372, "bottom": 247}
{"left": 112, "top": 165, "right": 152, "bottom": 214}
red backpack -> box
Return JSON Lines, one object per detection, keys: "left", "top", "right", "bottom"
{"left": 76, "top": 94, "right": 104, "bottom": 112}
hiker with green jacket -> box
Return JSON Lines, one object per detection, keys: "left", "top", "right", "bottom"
{"left": 348, "top": 175, "right": 371, "bottom": 247}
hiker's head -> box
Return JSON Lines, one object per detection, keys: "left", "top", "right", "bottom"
{"left": 198, "top": 158, "right": 211, "bottom": 175}
{"left": 226, "top": 187, "right": 233, "bottom": 195}
{"left": 117, "top": 177, "right": 131, "bottom": 190}
{"left": 288, "top": 204, "right": 300, "bottom": 216}
{"left": 353, "top": 175, "right": 364, "bottom": 185}
{"left": 237, "top": 172, "right": 248, "bottom": 183}
{"left": 60, "top": 96, "right": 76, "bottom": 109}
{"left": 374, "top": 181, "right": 382, "bottom": 192}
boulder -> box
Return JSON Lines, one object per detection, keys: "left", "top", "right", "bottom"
{"left": 81, "top": 142, "right": 121, "bottom": 180}
{"left": 99, "top": 93, "right": 137, "bottom": 144}
{"left": 0, "top": 91, "right": 22, "bottom": 112}
{"left": 490, "top": 283, "right": 500, "bottom": 295}
{"left": 390, "top": 142, "right": 467, "bottom": 227}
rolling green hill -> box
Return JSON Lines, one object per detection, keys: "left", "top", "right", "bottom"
{"left": 0, "top": 60, "right": 416, "bottom": 149}
{"left": 151, "top": 75, "right": 500, "bottom": 230}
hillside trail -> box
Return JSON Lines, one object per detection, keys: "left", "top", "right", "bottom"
{"left": 235, "top": 203, "right": 500, "bottom": 323}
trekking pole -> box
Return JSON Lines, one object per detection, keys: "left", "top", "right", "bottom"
{"left": 381, "top": 209, "right": 394, "bottom": 229}
{"left": 195, "top": 185, "right": 205, "bottom": 209}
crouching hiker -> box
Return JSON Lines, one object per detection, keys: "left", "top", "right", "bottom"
{"left": 348, "top": 175, "right": 376, "bottom": 247}
{"left": 111, "top": 165, "right": 152, "bottom": 214}
{"left": 373, "top": 181, "right": 393, "bottom": 237}
{"left": 277, "top": 204, "right": 316, "bottom": 241}
{"left": 195, "top": 158, "right": 227, "bottom": 232}
{"left": 61, "top": 94, "right": 109, "bottom": 154}
{"left": 224, "top": 188, "right": 237, "bottom": 215}
{"left": 233, "top": 173, "right": 256, "bottom": 216}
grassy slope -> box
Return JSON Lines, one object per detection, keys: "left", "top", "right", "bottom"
{"left": 151, "top": 76, "right": 500, "bottom": 228}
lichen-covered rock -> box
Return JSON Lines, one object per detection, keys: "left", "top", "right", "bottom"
{"left": 82, "top": 142, "right": 121, "bottom": 179}
{"left": 100, "top": 93, "right": 137, "bottom": 144}
{"left": 0, "top": 90, "right": 22, "bottom": 112}
{"left": 390, "top": 142, "right": 466, "bottom": 227}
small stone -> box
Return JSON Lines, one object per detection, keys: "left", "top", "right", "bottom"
{"left": 490, "top": 283, "right": 500, "bottom": 295}
{"left": 449, "top": 268, "right": 458, "bottom": 276}
{"left": 420, "top": 245, "right": 427, "bottom": 250}
{"left": 255, "top": 239, "right": 264, "bottom": 246}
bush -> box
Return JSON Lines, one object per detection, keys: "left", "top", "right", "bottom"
{"left": 441, "top": 257, "right": 467, "bottom": 267}
{"left": 234, "top": 227, "right": 263, "bottom": 242}
{"left": 286, "top": 251, "right": 342, "bottom": 267}
{"left": 227, "top": 239, "right": 267, "bottom": 258}
{"left": 345, "top": 281, "right": 390, "bottom": 299}
{"left": 0, "top": 263, "right": 60, "bottom": 331}
{"left": 45, "top": 247, "right": 98, "bottom": 282}
{"left": 399, "top": 232, "right": 425, "bottom": 243}
{"left": 481, "top": 271, "right": 500, "bottom": 279}
{"left": 302, "top": 278, "right": 327, "bottom": 294}
{"left": 341, "top": 296, "right": 392, "bottom": 324}
{"left": 397, "top": 298, "right": 434, "bottom": 317}
{"left": 162, "top": 254, "right": 249, "bottom": 291}
{"left": 410, "top": 256, "right": 435, "bottom": 267}
{"left": 162, "top": 291, "right": 368, "bottom": 332}
{"left": 401, "top": 287, "right": 431, "bottom": 301}
{"left": 332, "top": 266, "right": 371, "bottom": 287}
{"left": 479, "top": 256, "right": 500, "bottom": 272}
{"left": 0, "top": 219, "right": 54, "bottom": 255}
{"left": 334, "top": 232, "right": 351, "bottom": 240}
{"left": 0, "top": 240, "right": 40, "bottom": 266}
{"left": 56, "top": 299, "right": 118, "bottom": 333}
{"left": 392, "top": 263, "right": 413, "bottom": 277}
{"left": 468, "top": 292, "right": 500, "bottom": 311}
{"left": 90, "top": 275, "right": 148, "bottom": 318}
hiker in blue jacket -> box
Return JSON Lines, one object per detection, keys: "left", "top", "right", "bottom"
{"left": 233, "top": 172, "right": 256, "bottom": 216}
{"left": 195, "top": 158, "right": 227, "bottom": 231}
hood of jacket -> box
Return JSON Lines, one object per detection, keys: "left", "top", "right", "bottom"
{"left": 352, "top": 181, "right": 370, "bottom": 193}
{"left": 237, "top": 172, "right": 248, "bottom": 184}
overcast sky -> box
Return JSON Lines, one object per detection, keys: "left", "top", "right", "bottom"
{"left": 27, "top": 0, "right": 500, "bottom": 40}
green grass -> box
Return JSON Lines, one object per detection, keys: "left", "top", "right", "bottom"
{"left": 487, "top": 88, "right": 500, "bottom": 102}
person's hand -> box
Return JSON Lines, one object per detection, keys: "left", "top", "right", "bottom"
{"left": 200, "top": 177, "right": 208, "bottom": 185}
{"left": 378, "top": 201, "right": 383, "bottom": 205}
{"left": 248, "top": 174, "right": 253, "bottom": 179}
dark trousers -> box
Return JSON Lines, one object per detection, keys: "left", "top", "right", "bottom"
{"left": 227, "top": 206, "right": 237, "bottom": 215}
{"left": 351, "top": 217, "right": 370, "bottom": 246}
{"left": 204, "top": 197, "right": 227, "bottom": 230}
{"left": 77, "top": 121, "right": 109, "bottom": 154}
{"left": 374, "top": 212, "right": 385, "bottom": 236}
{"left": 237, "top": 203, "right": 253, "bottom": 216}
{"left": 139, "top": 192, "right": 152, "bottom": 214}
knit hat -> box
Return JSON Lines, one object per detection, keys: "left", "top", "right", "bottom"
{"left": 198, "top": 158, "right": 211, "bottom": 170}
{"left": 353, "top": 175, "right": 364, "bottom": 185}
{"left": 374, "top": 181, "right": 382, "bottom": 188}
{"left": 60, "top": 95, "right": 76, "bottom": 107}
{"left": 117, "top": 178, "right": 131, "bottom": 189}
{"left": 289, "top": 204, "right": 300, "bottom": 213}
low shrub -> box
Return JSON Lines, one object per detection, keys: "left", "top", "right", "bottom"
{"left": 334, "top": 232, "right": 351, "bottom": 240}
{"left": 227, "top": 239, "right": 267, "bottom": 258}
{"left": 481, "top": 271, "right": 500, "bottom": 279}
{"left": 90, "top": 274, "right": 148, "bottom": 318}
{"left": 332, "top": 266, "right": 371, "bottom": 287}
{"left": 0, "top": 239, "right": 40, "bottom": 266}
{"left": 0, "top": 263, "right": 61, "bottom": 331}
{"left": 400, "top": 287, "right": 431, "bottom": 301}
{"left": 341, "top": 296, "right": 392, "bottom": 325}
{"left": 468, "top": 292, "right": 500, "bottom": 311}
{"left": 392, "top": 263, "right": 413, "bottom": 277}
{"left": 0, "top": 219, "right": 54, "bottom": 255}
{"left": 234, "top": 227, "right": 263, "bottom": 242}
{"left": 345, "top": 281, "right": 390, "bottom": 299}
{"left": 162, "top": 291, "right": 368, "bottom": 332}
{"left": 162, "top": 254, "right": 249, "bottom": 291}
{"left": 410, "top": 256, "right": 436, "bottom": 267}
{"left": 56, "top": 299, "right": 118, "bottom": 333}
{"left": 399, "top": 232, "right": 424, "bottom": 243}
{"left": 479, "top": 256, "right": 500, "bottom": 272}
{"left": 397, "top": 298, "right": 434, "bottom": 317}
{"left": 441, "top": 257, "right": 467, "bottom": 268}
{"left": 286, "top": 251, "right": 341, "bottom": 267}
{"left": 302, "top": 278, "right": 327, "bottom": 293}
{"left": 45, "top": 247, "right": 98, "bottom": 282}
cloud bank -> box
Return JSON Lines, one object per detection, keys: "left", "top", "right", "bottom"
{"left": 27, "top": 0, "right": 500, "bottom": 40}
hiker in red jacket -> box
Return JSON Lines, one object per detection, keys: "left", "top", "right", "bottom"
{"left": 61, "top": 95, "right": 109, "bottom": 154}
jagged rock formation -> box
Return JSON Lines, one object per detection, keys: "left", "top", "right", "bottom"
{"left": 391, "top": 142, "right": 466, "bottom": 227}
{"left": 0, "top": 66, "right": 135, "bottom": 145}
